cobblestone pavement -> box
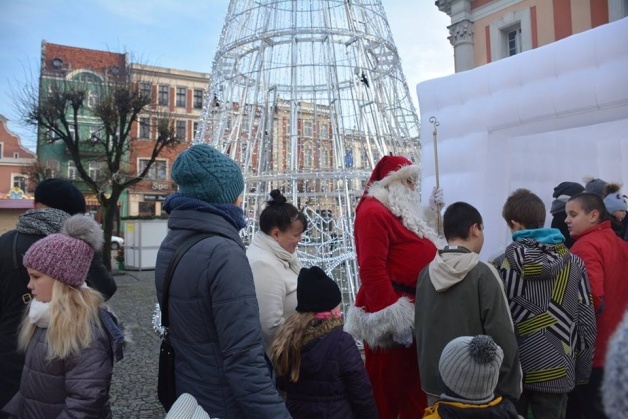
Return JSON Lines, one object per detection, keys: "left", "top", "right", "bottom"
{"left": 107, "top": 269, "right": 165, "bottom": 418}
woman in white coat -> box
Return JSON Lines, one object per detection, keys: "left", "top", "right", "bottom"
{"left": 247, "top": 189, "right": 307, "bottom": 348}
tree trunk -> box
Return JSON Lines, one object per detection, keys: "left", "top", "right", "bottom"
{"left": 100, "top": 190, "right": 121, "bottom": 271}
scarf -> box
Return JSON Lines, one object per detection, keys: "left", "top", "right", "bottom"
{"left": 28, "top": 300, "right": 51, "bottom": 328}
{"left": 252, "top": 231, "right": 302, "bottom": 275}
{"left": 163, "top": 193, "right": 247, "bottom": 230}
{"left": 16, "top": 208, "right": 70, "bottom": 235}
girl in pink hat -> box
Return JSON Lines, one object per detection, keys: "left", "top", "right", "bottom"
{"left": 2, "top": 215, "right": 124, "bottom": 418}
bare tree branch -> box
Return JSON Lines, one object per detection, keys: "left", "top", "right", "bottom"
{"left": 17, "top": 70, "right": 183, "bottom": 269}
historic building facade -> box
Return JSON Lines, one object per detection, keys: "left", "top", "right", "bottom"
{"left": 37, "top": 41, "right": 210, "bottom": 219}
{"left": 38, "top": 41, "right": 129, "bottom": 220}
{"left": 436, "top": 0, "right": 628, "bottom": 72}
{"left": 127, "top": 64, "right": 209, "bottom": 217}
{"left": 0, "top": 114, "right": 36, "bottom": 197}
{"left": 0, "top": 114, "right": 37, "bottom": 233}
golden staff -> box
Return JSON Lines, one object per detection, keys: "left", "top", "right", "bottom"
{"left": 429, "top": 116, "right": 442, "bottom": 233}
{"left": 429, "top": 116, "right": 440, "bottom": 190}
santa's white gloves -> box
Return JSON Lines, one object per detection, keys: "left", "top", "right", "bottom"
{"left": 429, "top": 186, "right": 445, "bottom": 212}
{"left": 392, "top": 329, "right": 413, "bottom": 348}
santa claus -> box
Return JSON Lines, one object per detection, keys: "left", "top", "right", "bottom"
{"left": 345, "top": 155, "right": 443, "bottom": 418}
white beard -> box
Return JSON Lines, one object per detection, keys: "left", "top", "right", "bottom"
{"left": 368, "top": 181, "right": 440, "bottom": 246}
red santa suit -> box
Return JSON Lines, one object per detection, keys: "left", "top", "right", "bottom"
{"left": 345, "top": 156, "right": 441, "bottom": 419}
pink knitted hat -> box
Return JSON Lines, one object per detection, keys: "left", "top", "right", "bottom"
{"left": 23, "top": 215, "right": 103, "bottom": 287}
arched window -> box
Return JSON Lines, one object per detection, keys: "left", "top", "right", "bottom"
{"left": 72, "top": 71, "right": 102, "bottom": 83}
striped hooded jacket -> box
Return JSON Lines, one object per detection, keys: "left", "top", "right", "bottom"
{"left": 498, "top": 231, "right": 596, "bottom": 393}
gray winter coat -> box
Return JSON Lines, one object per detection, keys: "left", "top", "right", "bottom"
{"left": 155, "top": 209, "right": 290, "bottom": 418}
{"left": 2, "top": 309, "right": 124, "bottom": 418}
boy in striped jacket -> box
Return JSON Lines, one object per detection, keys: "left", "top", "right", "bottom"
{"left": 496, "top": 189, "right": 596, "bottom": 419}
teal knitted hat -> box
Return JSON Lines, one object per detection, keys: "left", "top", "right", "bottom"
{"left": 171, "top": 144, "right": 244, "bottom": 204}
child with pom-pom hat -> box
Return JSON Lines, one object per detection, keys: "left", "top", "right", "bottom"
{"left": 423, "top": 335, "right": 519, "bottom": 418}
{"left": 2, "top": 215, "right": 124, "bottom": 418}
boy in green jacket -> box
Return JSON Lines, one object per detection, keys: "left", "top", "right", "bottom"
{"left": 415, "top": 202, "right": 522, "bottom": 408}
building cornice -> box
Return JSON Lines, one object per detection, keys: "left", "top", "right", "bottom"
{"left": 0, "top": 158, "right": 37, "bottom": 166}
{"left": 471, "top": 0, "right": 524, "bottom": 21}
{"left": 436, "top": 0, "right": 454, "bottom": 15}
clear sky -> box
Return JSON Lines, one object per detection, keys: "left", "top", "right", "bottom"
{"left": 0, "top": 0, "right": 454, "bottom": 152}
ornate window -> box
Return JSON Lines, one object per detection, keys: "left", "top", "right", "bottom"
{"left": 139, "top": 117, "right": 150, "bottom": 138}
{"left": 138, "top": 159, "right": 167, "bottom": 180}
{"left": 176, "top": 121, "right": 186, "bottom": 140}
{"left": 176, "top": 87, "right": 187, "bottom": 107}
{"left": 67, "top": 161, "right": 77, "bottom": 180}
{"left": 489, "top": 8, "right": 532, "bottom": 61}
{"left": 193, "top": 89, "right": 203, "bottom": 108}
{"left": 88, "top": 161, "right": 105, "bottom": 180}
{"left": 158, "top": 85, "right": 169, "bottom": 106}
{"left": 304, "top": 121, "right": 313, "bottom": 137}
{"left": 139, "top": 83, "right": 152, "bottom": 99}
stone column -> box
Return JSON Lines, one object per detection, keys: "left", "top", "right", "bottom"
{"left": 448, "top": 19, "right": 474, "bottom": 72}
{"left": 608, "top": 0, "right": 628, "bottom": 21}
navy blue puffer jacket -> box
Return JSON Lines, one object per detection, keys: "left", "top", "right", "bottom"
{"left": 155, "top": 208, "right": 289, "bottom": 418}
{"left": 280, "top": 325, "right": 378, "bottom": 419}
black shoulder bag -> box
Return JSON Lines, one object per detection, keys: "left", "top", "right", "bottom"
{"left": 158, "top": 233, "right": 213, "bottom": 411}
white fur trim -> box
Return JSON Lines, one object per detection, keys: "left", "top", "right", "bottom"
{"left": 344, "top": 297, "right": 415, "bottom": 349}
{"left": 377, "top": 165, "right": 420, "bottom": 188}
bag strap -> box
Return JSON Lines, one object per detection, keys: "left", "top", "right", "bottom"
{"left": 160, "top": 233, "right": 213, "bottom": 328}
{"left": 12, "top": 232, "right": 20, "bottom": 270}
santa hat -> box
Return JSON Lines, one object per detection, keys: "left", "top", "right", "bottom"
{"left": 357, "top": 155, "right": 415, "bottom": 212}
{"left": 365, "top": 155, "right": 413, "bottom": 187}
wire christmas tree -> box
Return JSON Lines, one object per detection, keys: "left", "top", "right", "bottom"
{"left": 196, "top": 0, "right": 421, "bottom": 307}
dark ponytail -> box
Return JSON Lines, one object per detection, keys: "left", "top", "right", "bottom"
{"left": 259, "top": 189, "right": 308, "bottom": 234}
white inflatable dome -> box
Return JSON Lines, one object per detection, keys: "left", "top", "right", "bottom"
{"left": 417, "top": 17, "right": 628, "bottom": 258}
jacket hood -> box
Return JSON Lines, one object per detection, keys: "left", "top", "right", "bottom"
{"left": 428, "top": 246, "right": 479, "bottom": 292}
{"left": 100, "top": 308, "right": 125, "bottom": 362}
{"left": 166, "top": 209, "right": 245, "bottom": 250}
{"left": 512, "top": 228, "right": 564, "bottom": 245}
{"left": 511, "top": 239, "right": 570, "bottom": 280}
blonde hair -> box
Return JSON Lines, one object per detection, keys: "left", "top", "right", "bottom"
{"left": 269, "top": 313, "right": 344, "bottom": 383}
{"left": 18, "top": 280, "right": 104, "bottom": 360}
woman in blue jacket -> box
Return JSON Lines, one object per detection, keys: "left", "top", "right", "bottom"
{"left": 155, "top": 144, "right": 290, "bottom": 418}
